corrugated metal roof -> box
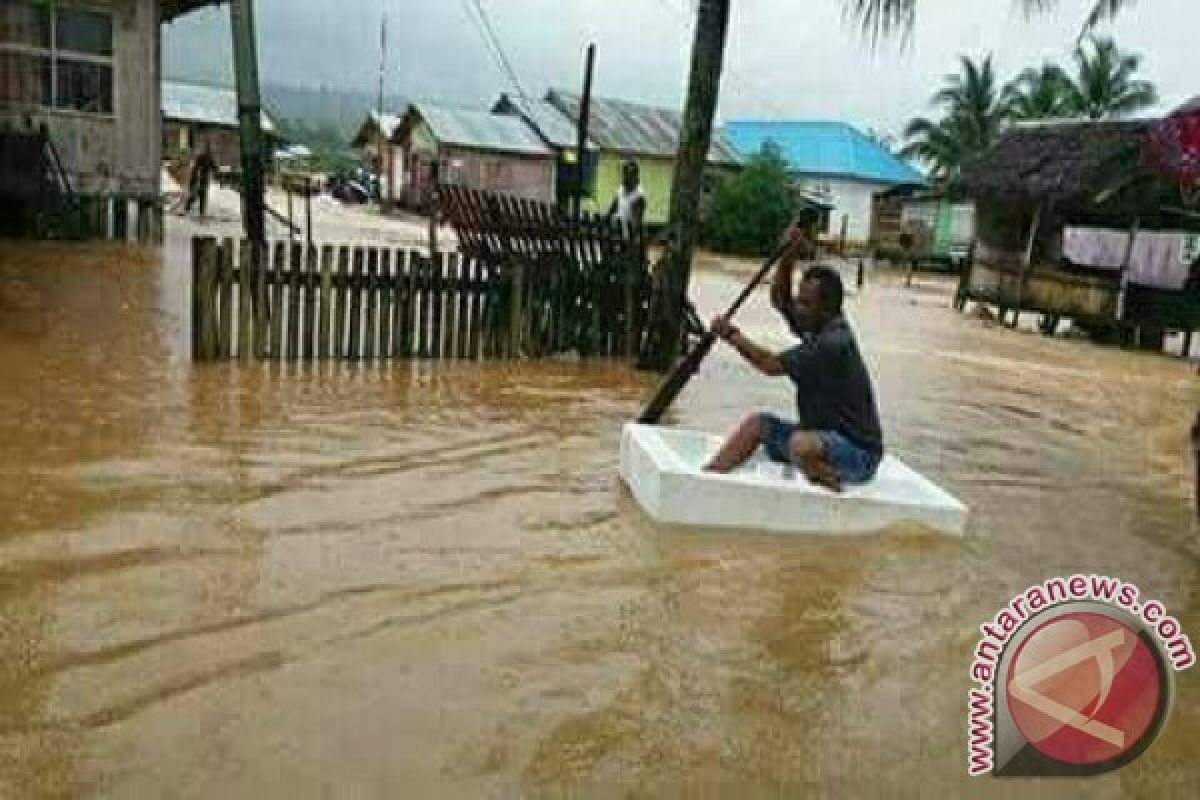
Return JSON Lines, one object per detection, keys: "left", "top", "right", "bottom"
{"left": 411, "top": 103, "right": 552, "bottom": 157}
{"left": 723, "top": 120, "right": 925, "bottom": 186}
{"left": 544, "top": 89, "right": 740, "bottom": 164}
{"left": 491, "top": 94, "right": 594, "bottom": 151}
{"left": 162, "top": 81, "right": 277, "bottom": 134}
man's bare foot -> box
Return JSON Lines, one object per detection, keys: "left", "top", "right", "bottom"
{"left": 801, "top": 456, "right": 842, "bottom": 492}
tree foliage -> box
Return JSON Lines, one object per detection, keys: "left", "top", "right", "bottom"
{"left": 1070, "top": 36, "right": 1158, "bottom": 119}
{"left": 901, "top": 37, "right": 1157, "bottom": 185}
{"left": 703, "top": 144, "right": 796, "bottom": 257}
{"left": 902, "top": 55, "right": 1007, "bottom": 183}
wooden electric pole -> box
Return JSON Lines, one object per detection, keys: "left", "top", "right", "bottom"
{"left": 230, "top": 0, "right": 266, "bottom": 246}
{"left": 645, "top": 0, "right": 731, "bottom": 371}
{"left": 573, "top": 43, "right": 596, "bottom": 220}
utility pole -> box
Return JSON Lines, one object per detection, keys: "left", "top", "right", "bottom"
{"left": 230, "top": 0, "right": 266, "bottom": 246}
{"left": 573, "top": 43, "right": 595, "bottom": 220}
{"left": 378, "top": 11, "right": 387, "bottom": 204}
{"left": 645, "top": 0, "right": 731, "bottom": 371}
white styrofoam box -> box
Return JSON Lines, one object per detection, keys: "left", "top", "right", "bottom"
{"left": 619, "top": 423, "right": 967, "bottom": 536}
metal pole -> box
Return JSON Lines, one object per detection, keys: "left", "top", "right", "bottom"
{"left": 230, "top": 0, "right": 266, "bottom": 246}
{"left": 573, "top": 43, "right": 596, "bottom": 221}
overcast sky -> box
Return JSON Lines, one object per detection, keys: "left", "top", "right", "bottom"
{"left": 162, "top": 0, "right": 1196, "bottom": 137}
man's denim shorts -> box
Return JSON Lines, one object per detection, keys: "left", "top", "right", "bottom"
{"left": 758, "top": 413, "right": 882, "bottom": 485}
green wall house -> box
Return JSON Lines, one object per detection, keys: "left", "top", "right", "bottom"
{"left": 539, "top": 89, "right": 741, "bottom": 227}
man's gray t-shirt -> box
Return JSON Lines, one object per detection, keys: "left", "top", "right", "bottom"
{"left": 778, "top": 316, "right": 883, "bottom": 456}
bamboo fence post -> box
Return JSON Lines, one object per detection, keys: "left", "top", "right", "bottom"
{"left": 335, "top": 246, "right": 350, "bottom": 357}
{"left": 238, "top": 239, "right": 254, "bottom": 359}
{"left": 348, "top": 247, "right": 364, "bottom": 358}
{"left": 287, "top": 240, "right": 302, "bottom": 359}
{"left": 269, "top": 241, "right": 285, "bottom": 358}
{"left": 379, "top": 248, "right": 393, "bottom": 359}
{"left": 364, "top": 247, "right": 378, "bottom": 360}
{"left": 191, "top": 236, "right": 219, "bottom": 360}
{"left": 217, "top": 238, "right": 234, "bottom": 358}
{"left": 318, "top": 244, "right": 333, "bottom": 359}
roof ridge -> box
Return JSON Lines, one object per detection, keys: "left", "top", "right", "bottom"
{"left": 548, "top": 87, "right": 681, "bottom": 114}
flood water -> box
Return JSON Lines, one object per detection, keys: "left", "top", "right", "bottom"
{"left": 1, "top": 234, "right": 1197, "bottom": 798}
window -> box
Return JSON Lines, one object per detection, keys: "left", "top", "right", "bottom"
{"left": 0, "top": 2, "right": 114, "bottom": 114}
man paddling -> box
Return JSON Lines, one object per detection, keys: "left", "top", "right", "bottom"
{"left": 704, "top": 220, "right": 884, "bottom": 491}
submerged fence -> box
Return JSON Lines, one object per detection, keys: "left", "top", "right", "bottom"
{"left": 191, "top": 231, "right": 652, "bottom": 361}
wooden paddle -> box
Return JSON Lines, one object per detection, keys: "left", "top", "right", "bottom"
{"left": 637, "top": 239, "right": 793, "bottom": 424}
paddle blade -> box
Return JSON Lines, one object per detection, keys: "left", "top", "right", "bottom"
{"left": 636, "top": 334, "right": 715, "bottom": 424}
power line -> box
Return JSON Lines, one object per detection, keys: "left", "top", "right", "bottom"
{"left": 460, "top": 0, "right": 531, "bottom": 104}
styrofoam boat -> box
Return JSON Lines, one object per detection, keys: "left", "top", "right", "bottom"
{"left": 619, "top": 423, "right": 967, "bottom": 536}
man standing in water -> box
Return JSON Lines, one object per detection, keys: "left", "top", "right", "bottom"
{"left": 704, "top": 220, "right": 884, "bottom": 492}
{"left": 606, "top": 160, "right": 646, "bottom": 230}
{"left": 184, "top": 143, "right": 216, "bottom": 218}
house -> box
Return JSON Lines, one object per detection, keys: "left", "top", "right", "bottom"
{"left": 162, "top": 80, "right": 279, "bottom": 171}
{"left": 958, "top": 117, "right": 1199, "bottom": 352}
{"left": 491, "top": 93, "right": 598, "bottom": 208}
{"left": 723, "top": 120, "right": 926, "bottom": 246}
{"left": 391, "top": 102, "right": 557, "bottom": 211}
{"left": 542, "top": 89, "right": 741, "bottom": 226}
{"left": 870, "top": 186, "right": 975, "bottom": 267}
{"left": 351, "top": 109, "right": 405, "bottom": 204}
{"left": 0, "top": 1, "right": 221, "bottom": 240}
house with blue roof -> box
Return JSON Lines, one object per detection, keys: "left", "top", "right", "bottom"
{"left": 724, "top": 120, "right": 926, "bottom": 245}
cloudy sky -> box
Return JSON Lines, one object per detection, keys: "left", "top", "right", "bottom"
{"left": 162, "top": 0, "right": 1196, "bottom": 137}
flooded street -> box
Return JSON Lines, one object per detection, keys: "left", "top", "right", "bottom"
{"left": 1, "top": 232, "right": 1197, "bottom": 798}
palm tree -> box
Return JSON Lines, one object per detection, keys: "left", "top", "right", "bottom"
{"left": 846, "top": 0, "right": 1135, "bottom": 42}
{"left": 1004, "top": 64, "right": 1078, "bottom": 120}
{"left": 1069, "top": 36, "right": 1158, "bottom": 119}
{"left": 902, "top": 56, "right": 1007, "bottom": 182}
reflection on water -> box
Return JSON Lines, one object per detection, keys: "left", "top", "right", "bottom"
{"left": 0, "top": 237, "right": 1197, "bottom": 798}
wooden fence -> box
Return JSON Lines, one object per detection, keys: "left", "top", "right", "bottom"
{"left": 191, "top": 229, "right": 651, "bottom": 361}
{"left": 440, "top": 185, "right": 651, "bottom": 359}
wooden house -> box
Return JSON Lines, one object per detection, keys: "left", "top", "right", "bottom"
{"left": 1, "top": 1, "right": 222, "bottom": 240}
{"left": 351, "top": 109, "right": 405, "bottom": 205}
{"left": 959, "top": 118, "right": 1200, "bottom": 353}
{"left": 162, "top": 80, "right": 279, "bottom": 171}
{"left": 491, "top": 93, "right": 598, "bottom": 209}
{"left": 391, "top": 102, "right": 556, "bottom": 212}
{"left": 870, "top": 186, "right": 974, "bottom": 268}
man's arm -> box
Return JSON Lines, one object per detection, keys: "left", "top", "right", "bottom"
{"left": 632, "top": 196, "right": 646, "bottom": 228}
{"left": 770, "top": 250, "right": 796, "bottom": 315}
{"left": 712, "top": 317, "right": 784, "bottom": 376}
{"left": 771, "top": 220, "right": 814, "bottom": 335}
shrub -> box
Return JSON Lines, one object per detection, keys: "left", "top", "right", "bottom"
{"left": 703, "top": 143, "right": 795, "bottom": 256}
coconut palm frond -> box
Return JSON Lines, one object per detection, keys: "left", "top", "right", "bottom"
{"left": 1082, "top": 0, "right": 1138, "bottom": 35}
{"left": 841, "top": 0, "right": 1136, "bottom": 43}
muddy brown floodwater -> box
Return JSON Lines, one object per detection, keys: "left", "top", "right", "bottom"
{"left": 1, "top": 233, "right": 1198, "bottom": 799}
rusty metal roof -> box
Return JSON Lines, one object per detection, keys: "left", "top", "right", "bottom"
{"left": 544, "top": 89, "right": 739, "bottom": 164}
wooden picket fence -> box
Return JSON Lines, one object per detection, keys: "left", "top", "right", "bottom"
{"left": 191, "top": 221, "right": 652, "bottom": 361}
{"left": 440, "top": 185, "right": 651, "bottom": 360}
